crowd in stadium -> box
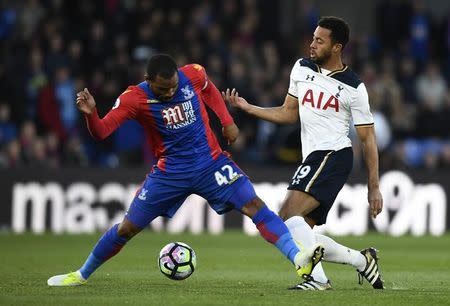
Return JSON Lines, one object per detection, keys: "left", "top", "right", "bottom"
{"left": 0, "top": 0, "right": 449, "bottom": 170}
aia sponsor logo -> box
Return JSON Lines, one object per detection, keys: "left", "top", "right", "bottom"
{"left": 161, "top": 101, "right": 197, "bottom": 129}
{"left": 301, "top": 89, "right": 339, "bottom": 112}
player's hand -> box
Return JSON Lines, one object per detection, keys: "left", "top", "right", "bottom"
{"left": 76, "top": 88, "right": 96, "bottom": 115}
{"left": 368, "top": 187, "right": 383, "bottom": 219}
{"left": 222, "top": 123, "right": 239, "bottom": 145}
{"left": 222, "top": 88, "right": 250, "bottom": 112}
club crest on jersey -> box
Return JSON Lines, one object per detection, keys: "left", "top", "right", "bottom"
{"left": 181, "top": 85, "right": 195, "bottom": 100}
{"left": 301, "top": 89, "right": 339, "bottom": 112}
{"left": 161, "top": 100, "right": 197, "bottom": 129}
{"left": 335, "top": 85, "right": 344, "bottom": 98}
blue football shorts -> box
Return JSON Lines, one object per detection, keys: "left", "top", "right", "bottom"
{"left": 125, "top": 154, "right": 257, "bottom": 228}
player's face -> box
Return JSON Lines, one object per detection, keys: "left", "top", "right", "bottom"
{"left": 310, "top": 26, "right": 333, "bottom": 65}
{"left": 149, "top": 73, "right": 179, "bottom": 101}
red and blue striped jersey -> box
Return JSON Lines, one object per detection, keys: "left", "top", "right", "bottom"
{"left": 85, "top": 64, "right": 234, "bottom": 174}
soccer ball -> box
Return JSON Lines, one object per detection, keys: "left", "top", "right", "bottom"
{"left": 158, "top": 242, "right": 197, "bottom": 280}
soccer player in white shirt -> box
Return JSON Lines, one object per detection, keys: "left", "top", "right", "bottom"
{"left": 223, "top": 16, "right": 384, "bottom": 290}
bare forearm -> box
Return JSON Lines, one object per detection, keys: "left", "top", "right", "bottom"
{"left": 361, "top": 137, "right": 380, "bottom": 189}
{"left": 245, "top": 104, "right": 298, "bottom": 124}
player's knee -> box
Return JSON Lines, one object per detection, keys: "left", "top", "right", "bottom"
{"left": 278, "top": 203, "right": 303, "bottom": 221}
{"left": 278, "top": 207, "right": 289, "bottom": 221}
{"left": 117, "top": 220, "right": 141, "bottom": 239}
{"left": 241, "top": 197, "right": 265, "bottom": 217}
{"left": 278, "top": 205, "right": 297, "bottom": 221}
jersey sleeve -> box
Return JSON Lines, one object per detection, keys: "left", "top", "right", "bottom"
{"left": 288, "top": 60, "right": 301, "bottom": 99}
{"left": 351, "top": 83, "right": 374, "bottom": 127}
{"left": 182, "top": 64, "right": 208, "bottom": 91}
{"left": 85, "top": 87, "right": 138, "bottom": 140}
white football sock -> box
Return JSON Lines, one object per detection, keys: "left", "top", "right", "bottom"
{"left": 315, "top": 233, "right": 366, "bottom": 271}
{"left": 285, "top": 216, "right": 328, "bottom": 283}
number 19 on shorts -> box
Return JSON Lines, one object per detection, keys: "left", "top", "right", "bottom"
{"left": 291, "top": 165, "right": 311, "bottom": 185}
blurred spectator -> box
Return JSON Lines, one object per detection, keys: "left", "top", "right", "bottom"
{"left": 350, "top": 108, "right": 392, "bottom": 171}
{"left": 416, "top": 62, "right": 448, "bottom": 112}
{"left": 67, "top": 39, "right": 84, "bottom": 77}
{"left": 0, "top": 2, "right": 16, "bottom": 40}
{"left": 0, "top": 103, "right": 17, "bottom": 145}
{"left": 446, "top": 12, "right": 450, "bottom": 81}
{"left": 26, "top": 46, "right": 48, "bottom": 119}
{"left": 409, "top": 0, "right": 430, "bottom": 65}
{"left": 0, "top": 140, "right": 22, "bottom": 168}
{"left": 63, "top": 134, "right": 88, "bottom": 167}
{"left": 45, "top": 33, "right": 68, "bottom": 78}
{"left": 373, "top": 112, "right": 392, "bottom": 153}
{"left": 441, "top": 142, "right": 450, "bottom": 168}
{"left": 37, "top": 78, "right": 66, "bottom": 140}
{"left": 376, "top": 0, "right": 411, "bottom": 49}
{"left": 19, "top": 0, "right": 44, "bottom": 40}
{"left": 415, "top": 61, "right": 449, "bottom": 138}
{"left": 397, "top": 57, "right": 418, "bottom": 105}
{"left": 45, "top": 132, "right": 60, "bottom": 168}
{"left": 371, "top": 56, "right": 413, "bottom": 139}
{"left": 54, "top": 66, "right": 77, "bottom": 134}
{"left": 18, "top": 120, "right": 36, "bottom": 164}
{"left": 28, "top": 136, "right": 48, "bottom": 167}
{"left": 85, "top": 20, "right": 108, "bottom": 72}
{"left": 397, "top": 139, "right": 443, "bottom": 169}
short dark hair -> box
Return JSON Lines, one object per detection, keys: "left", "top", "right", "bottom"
{"left": 318, "top": 16, "right": 350, "bottom": 48}
{"left": 146, "top": 54, "right": 178, "bottom": 80}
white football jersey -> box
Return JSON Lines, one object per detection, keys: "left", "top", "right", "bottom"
{"left": 288, "top": 58, "right": 374, "bottom": 161}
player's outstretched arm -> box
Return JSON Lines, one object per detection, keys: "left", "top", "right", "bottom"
{"left": 356, "top": 126, "right": 383, "bottom": 218}
{"left": 76, "top": 88, "right": 130, "bottom": 141}
{"left": 222, "top": 88, "right": 299, "bottom": 124}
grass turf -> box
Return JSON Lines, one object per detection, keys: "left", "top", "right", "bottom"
{"left": 1, "top": 232, "right": 449, "bottom": 305}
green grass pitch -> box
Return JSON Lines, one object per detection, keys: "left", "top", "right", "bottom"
{"left": 1, "top": 231, "right": 449, "bottom": 305}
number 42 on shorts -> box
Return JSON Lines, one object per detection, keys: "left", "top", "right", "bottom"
{"left": 214, "top": 165, "right": 242, "bottom": 186}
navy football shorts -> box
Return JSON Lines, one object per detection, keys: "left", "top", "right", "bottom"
{"left": 125, "top": 154, "right": 256, "bottom": 228}
{"left": 287, "top": 147, "right": 353, "bottom": 225}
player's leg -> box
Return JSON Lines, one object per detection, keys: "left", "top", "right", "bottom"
{"left": 314, "top": 233, "right": 365, "bottom": 269}
{"left": 195, "top": 155, "right": 323, "bottom": 279}
{"left": 314, "top": 234, "right": 384, "bottom": 289}
{"left": 280, "top": 148, "right": 356, "bottom": 289}
{"left": 283, "top": 148, "right": 383, "bottom": 289}
{"left": 236, "top": 192, "right": 324, "bottom": 279}
{"left": 76, "top": 211, "right": 144, "bottom": 281}
{"left": 279, "top": 190, "right": 330, "bottom": 286}
{"left": 47, "top": 174, "right": 189, "bottom": 286}
{"left": 229, "top": 183, "right": 300, "bottom": 265}
{"left": 288, "top": 209, "right": 384, "bottom": 289}
{"left": 47, "top": 215, "right": 143, "bottom": 286}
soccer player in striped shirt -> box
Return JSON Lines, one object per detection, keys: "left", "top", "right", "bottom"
{"left": 47, "top": 54, "right": 324, "bottom": 286}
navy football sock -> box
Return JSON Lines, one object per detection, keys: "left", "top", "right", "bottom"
{"left": 79, "top": 224, "right": 128, "bottom": 279}
{"left": 252, "top": 206, "right": 300, "bottom": 264}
